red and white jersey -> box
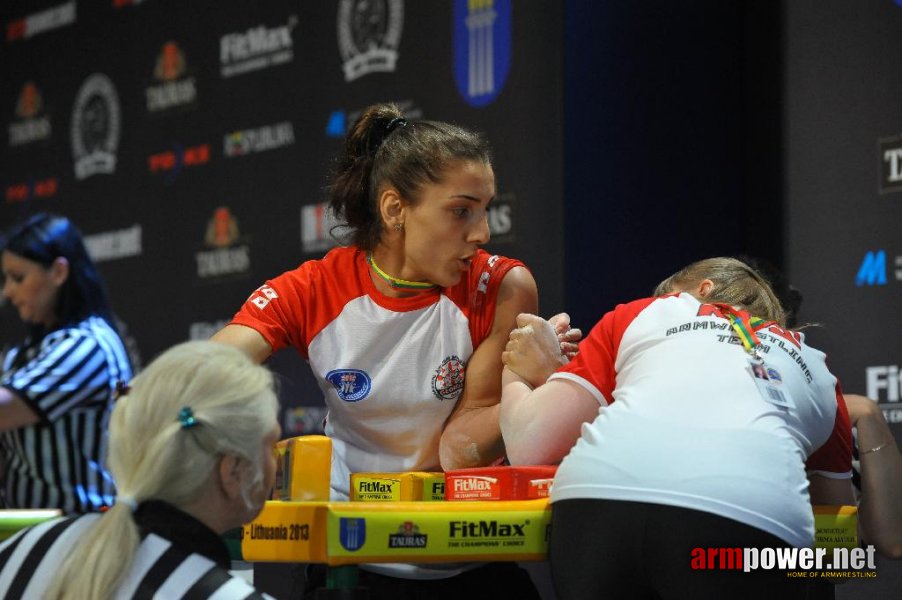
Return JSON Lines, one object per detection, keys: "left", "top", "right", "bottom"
{"left": 231, "top": 247, "right": 522, "bottom": 499}
{"left": 549, "top": 292, "right": 852, "bottom": 547}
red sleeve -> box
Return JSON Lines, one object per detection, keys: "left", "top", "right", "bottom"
{"left": 806, "top": 382, "right": 853, "bottom": 475}
{"left": 554, "top": 296, "right": 657, "bottom": 403}
{"left": 446, "top": 250, "right": 525, "bottom": 346}
{"left": 229, "top": 264, "right": 312, "bottom": 357}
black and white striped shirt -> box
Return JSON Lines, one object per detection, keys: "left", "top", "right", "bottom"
{"left": 0, "top": 500, "right": 272, "bottom": 599}
{"left": 0, "top": 315, "right": 133, "bottom": 512}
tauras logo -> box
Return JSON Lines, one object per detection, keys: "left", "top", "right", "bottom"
{"left": 9, "top": 82, "right": 51, "bottom": 147}
{"left": 388, "top": 522, "right": 427, "bottom": 548}
{"left": 196, "top": 207, "right": 251, "bottom": 280}
{"left": 220, "top": 16, "right": 296, "bottom": 78}
{"left": 449, "top": 520, "right": 527, "bottom": 538}
{"left": 146, "top": 41, "right": 196, "bottom": 113}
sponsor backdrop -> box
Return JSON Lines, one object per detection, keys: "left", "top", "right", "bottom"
{"left": 2, "top": 1, "right": 901, "bottom": 595}
{"left": 786, "top": 2, "right": 902, "bottom": 596}
{"left": 0, "top": 0, "right": 564, "bottom": 442}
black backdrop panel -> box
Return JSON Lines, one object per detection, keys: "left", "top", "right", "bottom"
{"left": 786, "top": 2, "right": 902, "bottom": 596}
{"left": 0, "top": 1, "right": 565, "bottom": 438}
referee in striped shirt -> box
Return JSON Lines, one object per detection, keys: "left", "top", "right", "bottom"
{"left": 1, "top": 214, "right": 133, "bottom": 513}
{"left": 0, "top": 341, "right": 280, "bottom": 599}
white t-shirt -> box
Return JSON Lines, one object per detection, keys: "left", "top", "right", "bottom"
{"left": 549, "top": 293, "right": 852, "bottom": 547}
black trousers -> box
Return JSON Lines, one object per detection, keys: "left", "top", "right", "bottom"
{"left": 550, "top": 499, "right": 809, "bottom": 600}
{"left": 303, "top": 562, "right": 542, "bottom": 600}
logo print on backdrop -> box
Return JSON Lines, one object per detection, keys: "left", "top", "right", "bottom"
{"left": 337, "top": 0, "right": 404, "bottom": 82}
{"left": 224, "top": 121, "right": 295, "bottom": 157}
{"left": 487, "top": 192, "right": 514, "bottom": 242}
{"left": 879, "top": 134, "right": 902, "bottom": 194}
{"left": 113, "top": 0, "right": 150, "bottom": 8}
{"left": 453, "top": 0, "right": 512, "bottom": 108}
{"left": 5, "top": 177, "right": 58, "bottom": 203}
{"left": 325, "top": 100, "right": 422, "bottom": 138}
{"left": 220, "top": 16, "right": 297, "bottom": 78}
{"left": 148, "top": 142, "right": 211, "bottom": 184}
{"left": 146, "top": 41, "right": 197, "bottom": 113}
{"left": 8, "top": 82, "right": 52, "bottom": 147}
{"left": 855, "top": 250, "right": 902, "bottom": 287}
{"left": 865, "top": 365, "right": 902, "bottom": 424}
{"left": 5, "top": 1, "right": 76, "bottom": 43}
{"left": 195, "top": 207, "right": 252, "bottom": 280}
{"left": 83, "top": 224, "right": 143, "bottom": 263}
{"left": 301, "top": 200, "right": 342, "bottom": 254}
{"left": 325, "top": 369, "right": 373, "bottom": 402}
{"left": 432, "top": 356, "right": 466, "bottom": 401}
{"left": 71, "top": 73, "right": 121, "bottom": 180}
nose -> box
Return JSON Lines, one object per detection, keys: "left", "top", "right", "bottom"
{"left": 468, "top": 214, "right": 491, "bottom": 245}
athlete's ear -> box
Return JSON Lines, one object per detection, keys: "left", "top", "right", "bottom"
{"left": 378, "top": 188, "right": 405, "bottom": 232}
{"left": 697, "top": 279, "right": 714, "bottom": 299}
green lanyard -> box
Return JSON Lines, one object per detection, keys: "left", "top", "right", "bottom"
{"left": 711, "top": 303, "right": 769, "bottom": 359}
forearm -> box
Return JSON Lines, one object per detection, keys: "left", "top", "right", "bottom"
{"left": 499, "top": 369, "right": 589, "bottom": 466}
{"left": 499, "top": 372, "right": 544, "bottom": 465}
{"left": 439, "top": 403, "right": 504, "bottom": 471}
{"left": 856, "top": 412, "right": 902, "bottom": 557}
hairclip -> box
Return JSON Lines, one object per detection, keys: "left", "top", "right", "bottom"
{"left": 178, "top": 406, "right": 198, "bottom": 429}
{"left": 114, "top": 381, "right": 131, "bottom": 400}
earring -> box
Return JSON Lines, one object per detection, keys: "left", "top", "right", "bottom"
{"left": 394, "top": 223, "right": 403, "bottom": 232}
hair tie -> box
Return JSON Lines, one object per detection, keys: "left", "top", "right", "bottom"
{"left": 114, "top": 380, "right": 131, "bottom": 399}
{"left": 368, "top": 116, "right": 408, "bottom": 154}
{"left": 385, "top": 117, "right": 407, "bottom": 135}
{"left": 178, "top": 406, "right": 198, "bottom": 429}
{"left": 117, "top": 496, "right": 138, "bottom": 512}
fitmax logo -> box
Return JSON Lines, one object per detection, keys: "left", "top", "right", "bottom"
{"left": 855, "top": 250, "right": 902, "bottom": 287}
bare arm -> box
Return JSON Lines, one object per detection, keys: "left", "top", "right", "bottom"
{"left": 438, "top": 266, "right": 537, "bottom": 470}
{"left": 0, "top": 387, "right": 40, "bottom": 432}
{"left": 210, "top": 324, "right": 273, "bottom": 364}
{"left": 845, "top": 393, "right": 902, "bottom": 558}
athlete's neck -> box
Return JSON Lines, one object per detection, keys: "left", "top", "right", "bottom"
{"left": 366, "top": 249, "right": 436, "bottom": 298}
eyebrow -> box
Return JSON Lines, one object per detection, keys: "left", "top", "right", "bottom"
{"left": 449, "top": 193, "right": 495, "bottom": 203}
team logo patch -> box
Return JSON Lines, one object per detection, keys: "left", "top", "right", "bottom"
{"left": 432, "top": 356, "right": 466, "bottom": 401}
{"left": 339, "top": 517, "right": 366, "bottom": 551}
{"left": 326, "top": 369, "right": 372, "bottom": 402}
